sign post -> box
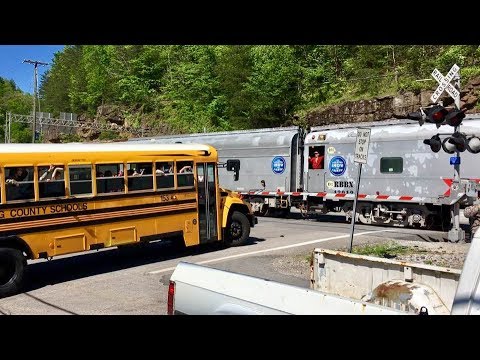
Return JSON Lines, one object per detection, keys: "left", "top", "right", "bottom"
{"left": 348, "top": 128, "right": 371, "bottom": 253}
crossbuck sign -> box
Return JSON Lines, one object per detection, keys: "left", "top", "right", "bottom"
{"left": 431, "top": 64, "right": 460, "bottom": 103}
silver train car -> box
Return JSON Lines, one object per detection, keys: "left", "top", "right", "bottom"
{"left": 130, "top": 126, "right": 304, "bottom": 196}
{"left": 129, "top": 115, "right": 480, "bottom": 229}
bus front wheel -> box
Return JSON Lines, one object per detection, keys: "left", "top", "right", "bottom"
{"left": 226, "top": 211, "right": 251, "bottom": 247}
{"left": 0, "top": 248, "right": 26, "bottom": 298}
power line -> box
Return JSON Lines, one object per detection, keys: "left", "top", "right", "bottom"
{"left": 23, "top": 59, "right": 48, "bottom": 143}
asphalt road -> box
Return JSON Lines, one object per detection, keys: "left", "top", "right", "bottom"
{"left": 0, "top": 213, "right": 460, "bottom": 315}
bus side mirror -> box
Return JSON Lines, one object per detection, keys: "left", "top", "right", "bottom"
{"left": 226, "top": 159, "right": 240, "bottom": 181}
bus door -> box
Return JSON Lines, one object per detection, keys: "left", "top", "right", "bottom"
{"left": 306, "top": 145, "right": 326, "bottom": 192}
{"left": 196, "top": 163, "right": 218, "bottom": 243}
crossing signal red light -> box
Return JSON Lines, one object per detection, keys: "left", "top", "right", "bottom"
{"left": 412, "top": 106, "right": 466, "bottom": 128}
{"left": 423, "top": 135, "right": 442, "bottom": 153}
{"left": 425, "top": 105, "right": 449, "bottom": 124}
{"left": 445, "top": 109, "right": 466, "bottom": 127}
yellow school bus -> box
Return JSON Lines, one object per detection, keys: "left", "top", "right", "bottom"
{"left": 0, "top": 142, "right": 256, "bottom": 298}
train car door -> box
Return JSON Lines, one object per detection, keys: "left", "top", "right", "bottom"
{"left": 306, "top": 145, "right": 326, "bottom": 192}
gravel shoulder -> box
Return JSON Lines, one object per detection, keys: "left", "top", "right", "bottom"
{"left": 273, "top": 235, "right": 470, "bottom": 283}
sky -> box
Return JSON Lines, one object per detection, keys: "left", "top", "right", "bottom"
{"left": 0, "top": 45, "right": 65, "bottom": 94}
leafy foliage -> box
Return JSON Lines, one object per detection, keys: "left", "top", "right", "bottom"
{"left": 33, "top": 45, "right": 480, "bottom": 135}
{"left": 0, "top": 77, "right": 33, "bottom": 142}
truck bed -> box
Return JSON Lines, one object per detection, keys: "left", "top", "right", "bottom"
{"left": 169, "top": 262, "right": 407, "bottom": 315}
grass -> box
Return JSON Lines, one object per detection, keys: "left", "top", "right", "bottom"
{"left": 352, "top": 242, "right": 412, "bottom": 259}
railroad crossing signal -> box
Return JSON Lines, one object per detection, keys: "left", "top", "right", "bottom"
{"left": 431, "top": 64, "right": 460, "bottom": 104}
{"left": 423, "top": 132, "right": 480, "bottom": 153}
{"left": 423, "top": 135, "right": 442, "bottom": 152}
{"left": 428, "top": 65, "right": 465, "bottom": 243}
{"left": 406, "top": 105, "right": 465, "bottom": 127}
{"left": 424, "top": 105, "right": 449, "bottom": 124}
{"left": 442, "top": 132, "right": 467, "bottom": 153}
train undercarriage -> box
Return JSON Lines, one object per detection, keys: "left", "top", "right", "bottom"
{"left": 245, "top": 195, "right": 452, "bottom": 230}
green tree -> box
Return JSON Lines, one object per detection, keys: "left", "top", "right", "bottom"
{"left": 40, "top": 45, "right": 81, "bottom": 114}
{"left": 214, "top": 45, "right": 253, "bottom": 129}
{"left": 0, "top": 77, "right": 33, "bottom": 142}
{"left": 81, "top": 45, "right": 117, "bottom": 112}
{"left": 244, "top": 45, "right": 301, "bottom": 128}
{"left": 160, "top": 45, "right": 224, "bottom": 132}
{"left": 38, "top": 44, "right": 480, "bottom": 137}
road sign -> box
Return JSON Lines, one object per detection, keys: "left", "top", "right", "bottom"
{"left": 431, "top": 64, "right": 460, "bottom": 103}
{"left": 349, "top": 127, "right": 371, "bottom": 252}
{"left": 450, "top": 156, "right": 461, "bottom": 165}
{"left": 354, "top": 128, "right": 371, "bottom": 164}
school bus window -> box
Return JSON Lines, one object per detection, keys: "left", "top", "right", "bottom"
{"left": 5, "top": 166, "right": 35, "bottom": 202}
{"left": 69, "top": 165, "right": 93, "bottom": 196}
{"left": 155, "top": 161, "right": 174, "bottom": 190}
{"left": 38, "top": 165, "right": 66, "bottom": 199}
{"left": 126, "top": 162, "right": 153, "bottom": 192}
{"left": 177, "top": 161, "right": 194, "bottom": 187}
{"left": 96, "top": 164, "right": 125, "bottom": 194}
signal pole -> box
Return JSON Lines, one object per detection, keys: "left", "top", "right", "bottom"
{"left": 23, "top": 59, "right": 48, "bottom": 143}
{"left": 415, "top": 65, "right": 467, "bottom": 242}
{"left": 449, "top": 72, "right": 464, "bottom": 242}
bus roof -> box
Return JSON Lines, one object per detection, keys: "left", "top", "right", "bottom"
{"left": 0, "top": 142, "right": 217, "bottom": 163}
{"left": 0, "top": 142, "right": 213, "bottom": 153}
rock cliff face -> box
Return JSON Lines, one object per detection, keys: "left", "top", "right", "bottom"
{"left": 45, "top": 104, "right": 174, "bottom": 142}
{"left": 304, "top": 76, "right": 480, "bottom": 127}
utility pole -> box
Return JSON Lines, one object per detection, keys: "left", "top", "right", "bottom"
{"left": 23, "top": 59, "right": 48, "bottom": 143}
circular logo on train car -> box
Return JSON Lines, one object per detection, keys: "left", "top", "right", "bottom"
{"left": 271, "top": 156, "right": 286, "bottom": 174}
{"left": 329, "top": 156, "right": 346, "bottom": 176}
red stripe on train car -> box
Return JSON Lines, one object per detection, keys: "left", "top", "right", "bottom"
{"left": 316, "top": 192, "right": 327, "bottom": 197}
{"left": 335, "top": 193, "right": 347, "bottom": 197}
{"left": 399, "top": 196, "right": 413, "bottom": 201}
{"left": 376, "top": 195, "right": 389, "bottom": 200}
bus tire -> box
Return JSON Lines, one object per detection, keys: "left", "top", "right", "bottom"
{"left": 226, "top": 211, "right": 251, "bottom": 247}
{"left": 0, "top": 248, "right": 26, "bottom": 298}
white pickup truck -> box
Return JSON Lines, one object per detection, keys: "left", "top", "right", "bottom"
{"left": 167, "top": 231, "right": 480, "bottom": 315}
